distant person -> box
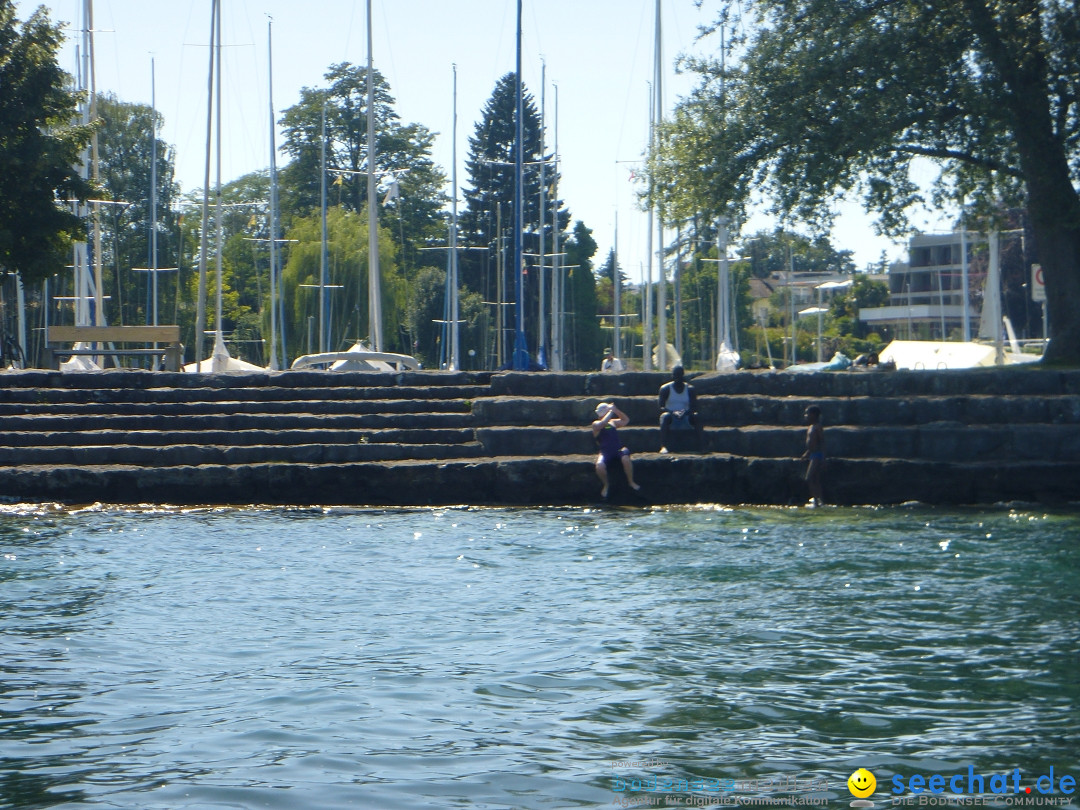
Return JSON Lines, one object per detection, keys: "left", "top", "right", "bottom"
{"left": 658, "top": 365, "right": 703, "bottom": 453}
{"left": 591, "top": 402, "right": 640, "bottom": 499}
{"left": 801, "top": 404, "right": 825, "bottom": 507}
{"left": 600, "top": 348, "right": 624, "bottom": 373}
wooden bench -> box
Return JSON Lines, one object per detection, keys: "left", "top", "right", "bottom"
{"left": 45, "top": 325, "right": 184, "bottom": 371}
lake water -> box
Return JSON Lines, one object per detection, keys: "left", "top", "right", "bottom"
{"left": 1, "top": 503, "right": 1077, "bottom": 810}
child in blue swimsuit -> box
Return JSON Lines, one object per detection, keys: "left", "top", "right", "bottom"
{"left": 802, "top": 405, "right": 825, "bottom": 507}
{"left": 591, "top": 402, "right": 641, "bottom": 499}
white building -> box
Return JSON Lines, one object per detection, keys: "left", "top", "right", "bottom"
{"left": 860, "top": 232, "right": 987, "bottom": 339}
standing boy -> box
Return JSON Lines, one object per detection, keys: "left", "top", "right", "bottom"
{"left": 802, "top": 405, "right": 825, "bottom": 507}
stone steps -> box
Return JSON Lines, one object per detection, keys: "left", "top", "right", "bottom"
{"left": 473, "top": 423, "right": 1080, "bottom": 462}
{"left": 0, "top": 412, "right": 474, "bottom": 431}
{"left": 0, "top": 397, "right": 473, "bottom": 416}
{"left": 0, "top": 441, "right": 485, "bottom": 466}
{"left": 0, "top": 455, "right": 1075, "bottom": 506}
{"left": 472, "top": 393, "right": 1080, "bottom": 427}
{"left": 0, "top": 385, "right": 487, "bottom": 406}
{"left": 0, "top": 366, "right": 1076, "bottom": 506}
{"left": 0, "top": 427, "right": 476, "bottom": 448}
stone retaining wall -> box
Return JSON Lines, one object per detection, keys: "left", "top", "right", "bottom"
{"left": 0, "top": 366, "right": 1076, "bottom": 507}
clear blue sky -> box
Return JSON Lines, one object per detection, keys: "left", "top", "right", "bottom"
{"left": 16, "top": 0, "right": 941, "bottom": 278}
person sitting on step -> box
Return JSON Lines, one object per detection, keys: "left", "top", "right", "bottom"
{"left": 658, "top": 365, "right": 704, "bottom": 454}
{"left": 591, "top": 402, "right": 641, "bottom": 499}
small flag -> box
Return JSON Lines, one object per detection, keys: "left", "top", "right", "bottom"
{"left": 382, "top": 179, "right": 400, "bottom": 205}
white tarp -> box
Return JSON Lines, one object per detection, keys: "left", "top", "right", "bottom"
{"left": 879, "top": 340, "right": 1039, "bottom": 370}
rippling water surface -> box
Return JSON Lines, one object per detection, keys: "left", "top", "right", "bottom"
{"left": 1, "top": 504, "right": 1077, "bottom": 809}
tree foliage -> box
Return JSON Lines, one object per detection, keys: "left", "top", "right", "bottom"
{"left": 460, "top": 73, "right": 572, "bottom": 364}
{"left": 0, "top": 2, "right": 94, "bottom": 284}
{"left": 660, "top": 0, "right": 1080, "bottom": 363}
{"left": 94, "top": 94, "right": 181, "bottom": 326}
{"left": 742, "top": 229, "right": 856, "bottom": 278}
{"left": 562, "top": 220, "right": 602, "bottom": 369}
{"left": 278, "top": 63, "right": 447, "bottom": 273}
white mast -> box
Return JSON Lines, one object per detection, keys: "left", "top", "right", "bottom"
{"left": 88, "top": 0, "right": 103, "bottom": 327}
{"left": 211, "top": 0, "right": 227, "bottom": 367}
{"left": 675, "top": 223, "right": 683, "bottom": 359}
{"left": 960, "top": 209, "right": 970, "bottom": 343}
{"left": 267, "top": 17, "right": 280, "bottom": 370}
{"left": 614, "top": 212, "right": 621, "bottom": 362}
{"left": 150, "top": 56, "right": 158, "bottom": 326}
{"left": 717, "top": 215, "right": 731, "bottom": 353}
{"left": 654, "top": 0, "right": 667, "bottom": 370}
{"left": 366, "top": 0, "right": 383, "bottom": 351}
{"left": 320, "top": 105, "right": 328, "bottom": 352}
{"left": 194, "top": 0, "right": 217, "bottom": 371}
{"left": 450, "top": 64, "right": 460, "bottom": 370}
{"left": 644, "top": 79, "right": 654, "bottom": 372}
{"left": 73, "top": 3, "right": 90, "bottom": 328}
{"left": 538, "top": 60, "right": 546, "bottom": 367}
{"left": 550, "top": 85, "right": 562, "bottom": 371}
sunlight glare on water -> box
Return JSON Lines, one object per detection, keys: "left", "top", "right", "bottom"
{"left": 0, "top": 504, "right": 1077, "bottom": 809}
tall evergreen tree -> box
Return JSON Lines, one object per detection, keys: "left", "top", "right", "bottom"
{"left": 460, "top": 73, "right": 570, "bottom": 358}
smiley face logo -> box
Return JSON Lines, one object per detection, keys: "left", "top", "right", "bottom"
{"left": 848, "top": 768, "right": 876, "bottom": 798}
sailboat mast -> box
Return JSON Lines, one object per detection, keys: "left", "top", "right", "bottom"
{"left": 511, "top": 0, "right": 528, "bottom": 370}
{"left": 88, "top": 0, "right": 103, "bottom": 327}
{"left": 614, "top": 212, "right": 621, "bottom": 362}
{"left": 654, "top": 0, "right": 666, "bottom": 370}
{"left": 717, "top": 215, "right": 730, "bottom": 356}
{"left": 150, "top": 56, "right": 158, "bottom": 327}
{"left": 320, "top": 105, "right": 328, "bottom": 353}
{"left": 194, "top": 0, "right": 217, "bottom": 371}
{"left": 550, "top": 84, "right": 561, "bottom": 371}
{"left": 267, "top": 18, "right": 279, "bottom": 370}
{"left": 450, "top": 64, "right": 460, "bottom": 371}
{"left": 644, "top": 80, "right": 653, "bottom": 371}
{"left": 73, "top": 7, "right": 89, "bottom": 328}
{"left": 537, "top": 61, "right": 546, "bottom": 367}
{"left": 214, "top": 0, "right": 224, "bottom": 346}
{"left": 366, "top": 0, "right": 383, "bottom": 351}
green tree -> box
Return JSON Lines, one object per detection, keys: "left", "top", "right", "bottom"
{"left": 596, "top": 247, "right": 643, "bottom": 365}
{"left": 742, "top": 229, "right": 856, "bottom": 279}
{"left": 460, "top": 73, "right": 570, "bottom": 361}
{"left": 279, "top": 204, "right": 405, "bottom": 360}
{"left": 660, "top": 0, "right": 1080, "bottom": 364}
{"left": 278, "top": 63, "right": 446, "bottom": 279}
{"left": 563, "top": 220, "right": 602, "bottom": 370}
{"left": 94, "top": 93, "right": 180, "bottom": 327}
{"left": 404, "top": 265, "right": 485, "bottom": 369}
{"left": 830, "top": 274, "right": 891, "bottom": 343}
{"left": 0, "top": 2, "right": 94, "bottom": 284}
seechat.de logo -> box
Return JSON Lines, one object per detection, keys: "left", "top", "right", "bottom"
{"left": 890, "top": 766, "right": 1077, "bottom": 797}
